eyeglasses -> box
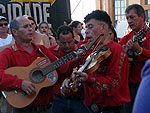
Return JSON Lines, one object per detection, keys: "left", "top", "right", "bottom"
{"left": 0, "top": 23, "right": 8, "bottom": 27}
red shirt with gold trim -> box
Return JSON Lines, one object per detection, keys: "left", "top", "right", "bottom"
{"left": 0, "top": 42, "right": 72, "bottom": 107}
{"left": 83, "top": 41, "right": 130, "bottom": 107}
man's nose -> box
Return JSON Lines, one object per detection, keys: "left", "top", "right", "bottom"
{"left": 29, "top": 25, "right": 33, "bottom": 31}
{"left": 85, "top": 29, "right": 89, "bottom": 35}
{"left": 127, "top": 18, "right": 132, "bottom": 23}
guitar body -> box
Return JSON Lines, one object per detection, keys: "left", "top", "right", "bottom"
{"left": 2, "top": 57, "right": 58, "bottom": 108}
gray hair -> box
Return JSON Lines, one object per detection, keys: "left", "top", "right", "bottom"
{"left": 125, "top": 4, "right": 145, "bottom": 21}
{"left": 9, "top": 19, "right": 20, "bottom": 37}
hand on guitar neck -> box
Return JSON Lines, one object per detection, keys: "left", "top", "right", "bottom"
{"left": 74, "top": 49, "right": 86, "bottom": 63}
{"left": 126, "top": 40, "right": 141, "bottom": 54}
{"left": 124, "top": 27, "right": 149, "bottom": 58}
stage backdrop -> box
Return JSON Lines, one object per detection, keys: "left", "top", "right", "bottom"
{"left": 0, "top": 0, "right": 71, "bottom": 30}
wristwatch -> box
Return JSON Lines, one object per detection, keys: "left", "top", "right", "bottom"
{"left": 137, "top": 47, "right": 143, "bottom": 56}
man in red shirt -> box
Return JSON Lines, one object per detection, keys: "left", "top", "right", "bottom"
{"left": 61, "top": 10, "right": 130, "bottom": 113}
{"left": 49, "top": 25, "right": 89, "bottom": 113}
{"left": 0, "top": 16, "right": 79, "bottom": 113}
{"left": 119, "top": 4, "right": 150, "bottom": 113}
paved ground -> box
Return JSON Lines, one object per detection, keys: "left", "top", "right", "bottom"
{"left": 0, "top": 97, "right": 7, "bottom": 113}
{"left": 0, "top": 97, "right": 12, "bottom": 113}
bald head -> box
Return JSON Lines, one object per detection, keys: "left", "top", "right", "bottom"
{"left": 10, "top": 16, "right": 31, "bottom": 37}
{"left": 16, "top": 16, "right": 29, "bottom": 24}
{"left": 9, "top": 16, "right": 33, "bottom": 44}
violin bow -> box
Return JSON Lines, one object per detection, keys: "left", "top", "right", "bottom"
{"left": 78, "top": 33, "right": 104, "bottom": 66}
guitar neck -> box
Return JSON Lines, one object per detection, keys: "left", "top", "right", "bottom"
{"left": 42, "top": 45, "right": 87, "bottom": 75}
{"left": 42, "top": 52, "right": 76, "bottom": 75}
{"left": 132, "top": 27, "right": 149, "bottom": 42}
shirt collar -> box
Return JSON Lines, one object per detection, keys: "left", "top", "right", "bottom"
{"left": 12, "top": 42, "right": 39, "bottom": 52}
{"left": 53, "top": 44, "right": 78, "bottom": 56}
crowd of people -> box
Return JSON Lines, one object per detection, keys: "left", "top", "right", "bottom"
{"left": 0, "top": 3, "right": 150, "bottom": 113}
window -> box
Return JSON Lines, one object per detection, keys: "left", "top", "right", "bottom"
{"left": 114, "top": 0, "right": 126, "bottom": 26}
{"left": 147, "top": 0, "right": 150, "bottom": 22}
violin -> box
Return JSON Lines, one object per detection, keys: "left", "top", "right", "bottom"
{"left": 69, "top": 46, "right": 112, "bottom": 92}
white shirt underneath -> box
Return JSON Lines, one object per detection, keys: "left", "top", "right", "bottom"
{"left": 0, "top": 34, "right": 13, "bottom": 47}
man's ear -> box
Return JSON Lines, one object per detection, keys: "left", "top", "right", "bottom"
{"left": 12, "top": 29, "right": 17, "bottom": 37}
{"left": 99, "top": 23, "right": 106, "bottom": 33}
{"left": 101, "top": 23, "right": 107, "bottom": 30}
{"left": 140, "top": 14, "right": 145, "bottom": 21}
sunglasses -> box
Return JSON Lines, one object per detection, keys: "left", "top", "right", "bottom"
{"left": 0, "top": 23, "right": 8, "bottom": 27}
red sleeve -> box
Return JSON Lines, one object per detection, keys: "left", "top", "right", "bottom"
{"left": 137, "top": 48, "right": 150, "bottom": 61}
{"left": 119, "top": 31, "right": 134, "bottom": 46}
{"left": 0, "top": 49, "right": 23, "bottom": 90}
{"left": 136, "top": 31, "right": 150, "bottom": 62}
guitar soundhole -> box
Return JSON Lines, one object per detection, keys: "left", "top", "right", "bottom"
{"left": 31, "top": 70, "right": 45, "bottom": 83}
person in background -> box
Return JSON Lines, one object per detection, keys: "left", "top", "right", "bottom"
{"left": 38, "top": 21, "right": 56, "bottom": 46}
{"left": 26, "top": 16, "right": 50, "bottom": 48}
{"left": 119, "top": 4, "right": 150, "bottom": 113}
{"left": 70, "top": 21, "right": 84, "bottom": 44}
{"left": 61, "top": 10, "right": 130, "bottom": 113}
{"left": 49, "top": 25, "right": 89, "bottom": 113}
{"left": 81, "top": 26, "right": 86, "bottom": 39}
{"left": 132, "top": 59, "right": 150, "bottom": 113}
{"left": 109, "top": 25, "right": 118, "bottom": 43}
{"left": 0, "top": 16, "right": 15, "bottom": 113}
{"left": 47, "top": 27, "right": 57, "bottom": 46}
{"left": 63, "top": 18, "right": 72, "bottom": 26}
{"left": 0, "top": 16, "right": 15, "bottom": 53}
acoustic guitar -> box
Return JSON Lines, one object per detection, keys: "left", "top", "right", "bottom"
{"left": 2, "top": 43, "right": 90, "bottom": 108}
{"left": 124, "top": 27, "right": 149, "bottom": 58}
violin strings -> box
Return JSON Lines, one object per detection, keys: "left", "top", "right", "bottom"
{"left": 78, "top": 34, "right": 104, "bottom": 66}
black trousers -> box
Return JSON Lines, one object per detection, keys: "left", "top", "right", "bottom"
{"left": 125, "top": 83, "right": 139, "bottom": 113}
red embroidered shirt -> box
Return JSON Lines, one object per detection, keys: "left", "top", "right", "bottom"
{"left": 83, "top": 41, "right": 130, "bottom": 107}
{"left": 119, "top": 30, "right": 150, "bottom": 84}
